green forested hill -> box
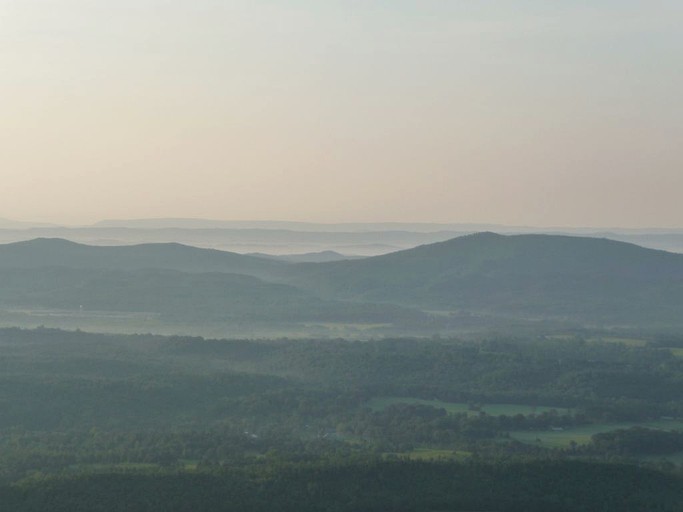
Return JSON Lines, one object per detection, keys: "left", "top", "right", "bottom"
{"left": 0, "top": 238, "right": 283, "bottom": 278}
{"left": 289, "top": 233, "right": 683, "bottom": 325}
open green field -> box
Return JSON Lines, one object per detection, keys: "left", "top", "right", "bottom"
{"left": 546, "top": 335, "right": 649, "bottom": 347}
{"left": 0, "top": 310, "right": 394, "bottom": 340}
{"left": 510, "top": 419, "right": 683, "bottom": 449}
{"left": 670, "top": 348, "right": 683, "bottom": 358}
{"left": 67, "top": 463, "right": 161, "bottom": 472}
{"left": 384, "top": 448, "right": 471, "bottom": 461}
{"left": 367, "top": 397, "right": 570, "bottom": 417}
{"left": 67, "top": 460, "right": 200, "bottom": 473}
{"left": 303, "top": 322, "right": 393, "bottom": 329}
{"left": 587, "top": 336, "right": 649, "bottom": 347}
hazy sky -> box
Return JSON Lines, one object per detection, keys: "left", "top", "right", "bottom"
{"left": 1, "top": 1, "right": 681, "bottom": 227}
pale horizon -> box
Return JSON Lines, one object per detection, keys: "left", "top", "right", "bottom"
{"left": 2, "top": 1, "right": 681, "bottom": 228}
{"left": 3, "top": 214, "right": 683, "bottom": 232}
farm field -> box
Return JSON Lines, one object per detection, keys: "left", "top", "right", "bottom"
{"left": 384, "top": 448, "right": 471, "bottom": 461}
{"left": 546, "top": 335, "right": 649, "bottom": 347}
{"left": 367, "top": 397, "right": 570, "bottom": 417}
{"left": 67, "top": 463, "right": 161, "bottom": 472}
{"left": 510, "top": 419, "right": 683, "bottom": 449}
{"left": 670, "top": 348, "right": 683, "bottom": 358}
{"left": 587, "top": 336, "right": 649, "bottom": 347}
{"left": 0, "top": 310, "right": 396, "bottom": 340}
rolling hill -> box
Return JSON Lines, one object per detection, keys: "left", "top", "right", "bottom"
{"left": 289, "top": 233, "right": 683, "bottom": 325}
{"left": 0, "top": 238, "right": 283, "bottom": 278}
{"left": 0, "top": 239, "right": 428, "bottom": 331}
{"left": 3, "top": 234, "right": 683, "bottom": 330}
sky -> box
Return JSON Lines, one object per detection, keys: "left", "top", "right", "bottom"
{"left": 1, "top": 1, "right": 681, "bottom": 227}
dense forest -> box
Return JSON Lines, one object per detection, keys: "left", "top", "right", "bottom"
{"left": 0, "top": 327, "right": 682, "bottom": 510}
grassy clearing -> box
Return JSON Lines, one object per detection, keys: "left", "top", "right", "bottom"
{"left": 587, "top": 336, "right": 649, "bottom": 347}
{"left": 0, "top": 310, "right": 394, "bottom": 340}
{"left": 510, "top": 419, "right": 683, "bottom": 449}
{"left": 546, "top": 335, "right": 649, "bottom": 347}
{"left": 66, "top": 460, "right": 200, "bottom": 472}
{"left": 670, "top": 348, "right": 683, "bottom": 358}
{"left": 302, "top": 322, "right": 393, "bottom": 331}
{"left": 385, "top": 448, "right": 471, "bottom": 461}
{"left": 367, "top": 397, "right": 569, "bottom": 417}
{"left": 424, "top": 310, "right": 457, "bottom": 317}
{"left": 67, "top": 463, "right": 161, "bottom": 472}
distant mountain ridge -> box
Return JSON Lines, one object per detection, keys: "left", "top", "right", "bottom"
{"left": 92, "top": 217, "right": 683, "bottom": 234}
{"left": 92, "top": 218, "right": 508, "bottom": 232}
{"left": 0, "top": 218, "right": 57, "bottom": 229}
{"left": 3, "top": 219, "right": 683, "bottom": 255}
{"left": 0, "top": 228, "right": 465, "bottom": 257}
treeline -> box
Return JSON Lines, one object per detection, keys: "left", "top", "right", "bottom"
{"left": 1, "top": 328, "right": 683, "bottom": 489}
{"left": 2, "top": 329, "right": 682, "bottom": 434}
{"left": 1, "top": 460, "right": 682, "bottom": 512}
{"left": 585, "top": 427, "right": 683, "bottom": 457}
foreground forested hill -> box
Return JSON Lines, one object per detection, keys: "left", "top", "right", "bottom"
{"left": 0, "top": 327, "right": 682, "bottom": 511}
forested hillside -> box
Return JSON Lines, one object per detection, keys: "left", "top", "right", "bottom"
{"left": 1, "top": 234, "right": 683, "bottom": 334}
{"left": 289, "top": 233, "right": 683, "bottom": 325}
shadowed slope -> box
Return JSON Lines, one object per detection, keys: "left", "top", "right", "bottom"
{"left": 0, "top": 267, "right": 426, "bottom": 325}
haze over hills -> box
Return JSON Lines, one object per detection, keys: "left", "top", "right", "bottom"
{"left": 91, "top": 218, "right": 683, "bottom": 235}
{"left": 0, "top": 217, "right": 57, "bottom": 229}
{"left": 0, "top": 227, "right": 463, "bottom": 256}
{"left": 249, "top": 251, "right": 365, "bottom": 263}
{"left": 2, "top": 218, "right": 683, "bottom": 255}
{"left": 91, "top": 218, "right": 507, "bottom": 232}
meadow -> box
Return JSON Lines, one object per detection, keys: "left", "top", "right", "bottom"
{"left": 510, "top": 419, "right": 683, "bottom": 449}
{"left": 367, "top": 397, "right": 570, "bottom": 417}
